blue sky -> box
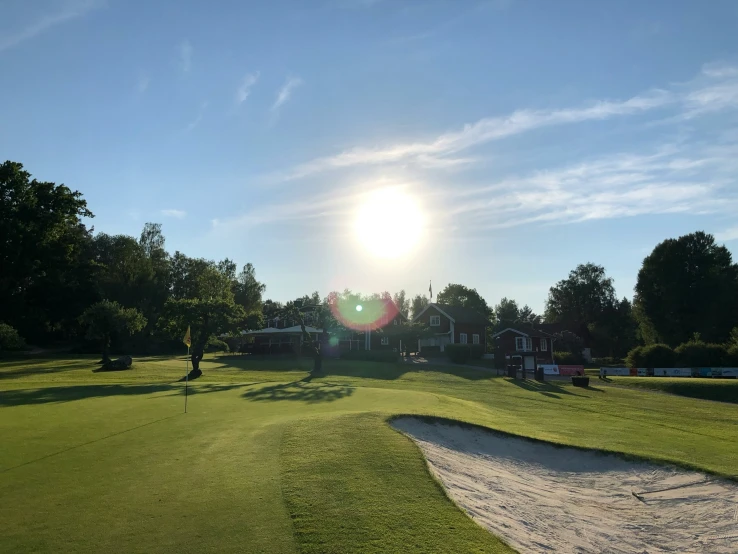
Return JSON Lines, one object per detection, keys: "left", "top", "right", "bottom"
{"left": 2, "top": 0, "right": 738, "bottom": 313}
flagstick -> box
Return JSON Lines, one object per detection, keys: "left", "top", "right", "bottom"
{"left": 185, "top": 345, "right": 189, "bottom": 414}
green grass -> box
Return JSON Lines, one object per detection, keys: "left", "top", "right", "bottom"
{"left": 2, "top": 354, "right": 737, "bottom": 553}
{"left": 607, "top": 376, "right": 738, "bottom": 404}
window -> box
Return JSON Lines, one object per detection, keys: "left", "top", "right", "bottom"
{"left": 472, "top": 334, "right": 480, "bottom": 345}
{"left": 540, "top": 338, "right": 547, "bottom": 351}
{"left": 459, "top": 333, "right": 468, "bottom": 344}
{"left": 393, "top": 318, "right": 398, "bottom": 325}
{"left": 380, "top": 336, "right": 389, "bottom": 345}
{"left": 430, "top": 315, "right": 441, "bottom": 326}
{"left": 515, "top": 336, "right": 532, "bottom": 351}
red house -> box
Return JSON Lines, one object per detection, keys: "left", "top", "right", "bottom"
{"left": 412, "top": 303, "right": 491, "bottom": 353}
{"left": 491, "top": 325, "right": 556, "bottom": 366}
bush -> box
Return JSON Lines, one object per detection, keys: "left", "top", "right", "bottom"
{"left": 675, "top": 340, "right": 729, "bottom": 367}
{"left": 469, "top": 344, "right": 485, "bottom": 360}
{"left": 340, "top": 350, "right": 398, "bottom": 363}
{"left": 445, "top": 344, "right": 470, "bottom": 364}
{"left": 0, "top": 323, "right": 26, "bottom": 351}
{"left": 727, "top": 346, "right": 738, "bottom": 366}
{"left": 626, "top": 344, "right": 675, "bottom": 367}
{"left": 204, "top": 336, "right": 230, "bottom": 353}
{"left": 592, "top": 357, "right": 624, "bottom": 367}
{"left": 553, "top": 351, "right": 584, "bottom": 365}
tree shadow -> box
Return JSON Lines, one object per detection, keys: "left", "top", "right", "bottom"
{"left": 0, "top": 382, "right": 257, "bottom": 407}
{"left": 242, "top": 380, "right": 354, "bottom": 404}
{"left": 506, "top": 378, "right": 584, "bottom": 398}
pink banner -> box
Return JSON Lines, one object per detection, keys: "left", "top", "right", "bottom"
{"left": 558, "top": 365, "right": 585, "bottom": 376}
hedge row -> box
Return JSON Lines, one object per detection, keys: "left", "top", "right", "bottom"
{"left": 445, "top": 344, "right": 485, "bottom": 364}
{"left": 626, "top": 341, "right": 738, "bottom": 368}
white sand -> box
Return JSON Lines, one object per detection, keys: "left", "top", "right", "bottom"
{"left": 392, "top": 417, "right": 738, "bottom": 554}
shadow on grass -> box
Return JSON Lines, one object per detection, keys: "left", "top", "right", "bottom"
{"left": 212, "top": 355, "right": 495, "bottom": 382}
{"left": 242, "top": 380, "right": 354, "bottom": 404}
{"left": 506, "top": 378, "right": 583, "bottom": 398}
{"left": 0, "top": 382, "right": 257, "bottom": 407}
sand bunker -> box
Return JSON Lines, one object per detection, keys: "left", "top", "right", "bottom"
{"left": 392, "top": 417, "right": 738, "bottom": 554}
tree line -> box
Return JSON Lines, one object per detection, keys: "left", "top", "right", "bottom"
{"left": 3, "top": 160, "right": 738, "bottom": 365}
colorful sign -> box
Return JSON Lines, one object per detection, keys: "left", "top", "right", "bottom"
{"left": 558, "top": 365, "right": 585, "bottom": 376}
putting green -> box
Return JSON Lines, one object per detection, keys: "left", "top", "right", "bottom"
{"left": 1, "top": 355, "right": 737, "bottom": 553}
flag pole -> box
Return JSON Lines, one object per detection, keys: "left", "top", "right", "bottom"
{"left": 185, "top": 345, "right": 189, "bottom": 414}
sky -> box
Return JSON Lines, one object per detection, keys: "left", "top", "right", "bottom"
{"left": 2, "top": 0, "right": 738, "bottom": 314}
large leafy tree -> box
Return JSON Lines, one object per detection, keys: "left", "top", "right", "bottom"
{"left": 545, "top": 263, "right": 617, "bottom": 328}
{"left": 392, "top": 290, "right": 410, "bottom": 318}
{"left": 634, "top": 231, "right": 738, "bottom": 345}
{"left": 79, "top": 300, "right": 146, "bottom": 362}
{"left": 410, "top": 294, "right": 429, "bottom": 319}
{"left": 436, "top": 283, "right": 492, "bottom": 319}
{"left": 494, "top": 297, "right": 520, "bottom": 325}
{"left": 0, "top": 161, "right": 96, "bottom": 342}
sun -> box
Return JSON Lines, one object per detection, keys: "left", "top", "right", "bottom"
{"left": 353, "top": 188, "right": 424, "bottom": 259}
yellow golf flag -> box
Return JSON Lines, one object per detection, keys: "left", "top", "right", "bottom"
{"left": 183, "top": 325, "right": 191, "bottom": 348}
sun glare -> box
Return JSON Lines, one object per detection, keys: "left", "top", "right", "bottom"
{"left": 354, "top": 188, "right": 424, "bottom": 259}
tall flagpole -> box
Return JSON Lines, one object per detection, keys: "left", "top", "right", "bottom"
{"left": 185, "top": 345, "right": 189, "bottom": 414}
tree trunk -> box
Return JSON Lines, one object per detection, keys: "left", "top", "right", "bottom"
{"left": 97, "top": 337, "right": 112, "bottom": 365}
{"left": 188, "top": 345, "right": 204, "bottom": 379}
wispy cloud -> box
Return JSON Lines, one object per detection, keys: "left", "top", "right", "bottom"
{"left": 137, "top": 74, "right": 150, "bottom": 94}
{"left": 185, "top": 101, "right": 208, "bottom": 132}
{"left": 0, "top": 0, "right": 104, "bottom": 52}
{"left": 236, "top": 72, "right": 260, "bottom": 105}
{"left": 276, "top": 65, "right": 738, "bottom": 182}
{"left": 179, "top": 40, "right": 193, "bottom": 73}
{"left": 161, "top": 209, "right": 187, "bottom": 219}
{"left": 716, "top": 226, "right": 738, "bottom": 242}
{"left": 271, "top": 76, "right": 303, "bottom": 112}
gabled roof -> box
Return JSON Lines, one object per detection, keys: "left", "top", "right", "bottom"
{"left": 242, "top": 325, "right": 323, "bottom": 335}
{"left": 412, "top": 303, "right": 491, "bottom": 326}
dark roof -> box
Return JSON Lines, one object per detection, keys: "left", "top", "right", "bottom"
{"left": 434, "top": 303, "right": 491, "bottom": 325}
{"left": 493, "top": 325, "right": 556, "bottom": 338}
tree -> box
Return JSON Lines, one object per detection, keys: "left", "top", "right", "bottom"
{"left": 634, "top": 231, "right": 738, "bottom": 345}
{"left": 234, "top": 263, "right": 266, "bottom": 315}
{"left": 495, "top": 297, "right": 520, "bottom": 325}
{"left": 0, "top": 161, "right": 96, "bottom": 342}
{"left": 158, "top": 298, "right": 246, "bottom": 376}
{"left": 79, "top": 300, "right": 146, "bottom": 362}
{"left": 410, "top": 294, "right": 429, "bottom": 319}
{"left": 393, "top": 290, "right": 410, "bottom": 318}
{"left": 518, "top": 305, "right": 541, "bottom": 325}
{"left": 436, "top": 283, "right": 492, "bottom": 319}
{"left": 387, "top": 321, "right": 433, "bottom": 355}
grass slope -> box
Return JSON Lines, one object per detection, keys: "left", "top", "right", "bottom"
{"left": 607, "top": 376, "right": 738, "bottom": 404}
{"left": 2, "top": 355, "right": 737, "bottom": 553}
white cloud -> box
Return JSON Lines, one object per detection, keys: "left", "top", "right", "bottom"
{"left": 137, "top": 74, "right": 150, "bottom": 93}
{"left": 179, "top": 40, "right": 192, "bottom": 73}
{"left": 271, "top": 76, "right": 303, "bottom": 112}
{"left": 0, "top": 0, "right": 104, "bottom": 52}
{"left": 276, "top": 64, "right": 738, "bottom": 182}
{"left": 716, "top": 226, "right": 738, "bottom": 242}
{"left": 236, "top": 72, "right": 260, "bottom": 105}
{"left": 161, "top": 209, "right": 187, "bottom": 219}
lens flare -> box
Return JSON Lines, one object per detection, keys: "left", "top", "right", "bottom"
{"left": 328, "top": 293, "right": 399, "bottom": 331}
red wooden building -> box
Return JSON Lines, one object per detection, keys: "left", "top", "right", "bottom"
{"left": 412, "top": 303, "right": 491, "bottom": 353}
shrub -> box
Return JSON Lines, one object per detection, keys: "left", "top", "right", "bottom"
{"left": 626, "top": 343, "right": 675, "bottom": 367}
{"left": 675, "top": 340, "right": 728, "bottom": 367}
{"left": 724, "top": 345, "right": 738, "bottom": 366}
{"left": 445, "top": 344, "right": 470, "bottom": 364}
{"left": 340, "top": 350, "right": 398, "bottom": 363}
{"left": 0, "top": 323, "right": 26, "bottom": 351}
{"left": 469, "top": 344, "right": 485, "bottom": 360}
{"left": 592, "top": 357, "right": 624, "bottom": 367}
{"left": 204, "top": 337, "right": 230, "bottom": 353}
{"left": 553, "top": 351, "right": 584, "bottom": 365}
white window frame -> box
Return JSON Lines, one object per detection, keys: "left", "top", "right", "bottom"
{"left": 540, "top": 338, "right": 547, "bottom": 351}
{"left": 459, "top": 333, "right": 468, "bottom": 344}
{"left": 430, "top": 315, "right": 441, "bottom": 327}
{"left": 393, "top": 318, "right": 398, "bottom": 325}
{"left": 515, "top": 337, "right": 532, "bottom": 351}
{"left": 472, "top": 334, "right": 480, "bottom": 345}
{"left": 380, "top": 336, "right": 389, "bottom": 346}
